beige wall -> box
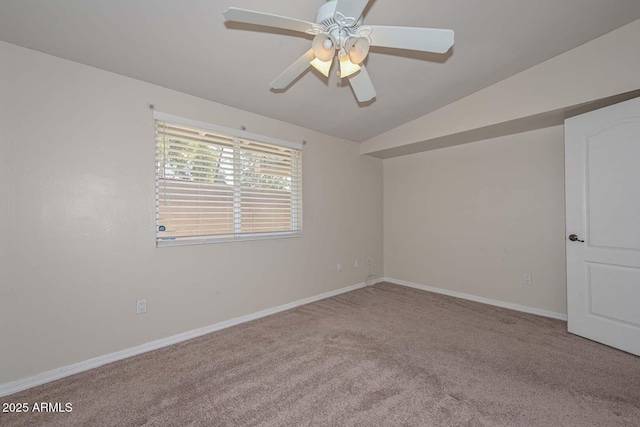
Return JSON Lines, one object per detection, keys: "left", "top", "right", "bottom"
{"left": 383, "top": 126, "right": 567, "bottom": 314}
{"left": 376, "top": 20, "right": 640, "bottom": 316}
{"left": 0, "top": 41, "right": 383, "bottom": 384}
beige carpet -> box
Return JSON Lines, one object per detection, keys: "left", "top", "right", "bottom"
{"left": 2, "top": 283, "right": 640, "bottom": 426}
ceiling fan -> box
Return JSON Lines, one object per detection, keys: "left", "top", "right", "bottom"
{"left": 223, "top": 0, "right": 454, "bottom": 103}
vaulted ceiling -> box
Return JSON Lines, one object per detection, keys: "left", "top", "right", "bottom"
{"left": 1, "top": 0, "right": 639, "bottom": 142}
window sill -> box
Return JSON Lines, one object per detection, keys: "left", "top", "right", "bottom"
{"left": 156, "top": 231, "right": 301, "bottom": 248}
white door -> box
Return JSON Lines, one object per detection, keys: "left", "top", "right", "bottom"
{"left": 565, "top": 96, "right": 640, "bottom": 356}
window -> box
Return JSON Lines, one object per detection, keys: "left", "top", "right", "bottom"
{"left": 154, "top": 112, "right": 302, "bottom": 246}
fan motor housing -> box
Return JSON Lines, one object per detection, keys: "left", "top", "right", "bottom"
{"left": 315, "top": 1, "right": 337, "bottom": 25}
{"left": 315, "top": 1, "right": 363, "bottom": 28}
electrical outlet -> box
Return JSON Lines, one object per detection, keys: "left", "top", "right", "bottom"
{"left": 354, "top": 259, "right": 359, "bottom": 268}
{"left": 137, "top": 299, "right": 147, "bottom": 314}
{"left": 523, "top": 274, "right": 532, "bottom": 285}
{"left": 337, "top": 263, "right": 342, "bottom": 272}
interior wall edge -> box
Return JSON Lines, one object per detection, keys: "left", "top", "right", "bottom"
{"left": 384, "top": 277, "right": 568, "bottom": 321}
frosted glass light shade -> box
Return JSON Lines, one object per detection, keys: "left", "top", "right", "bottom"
{"left": 312, "top": 34, "right": 335, "bottom": 62}
{"left": 338, "top": 51, "right": 361, "bottom": 78}
{"left": 310, "top": 57, "right": 333, "bottom": 77}
{"left": 345, "top": 37, "right": 370, "bottom": 64}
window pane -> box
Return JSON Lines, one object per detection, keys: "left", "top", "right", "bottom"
{"left": 240, "top": 143, "right": 295, "bottom": 234}
{"left": 155, "top": 119, "right": 302, "bottom": 245}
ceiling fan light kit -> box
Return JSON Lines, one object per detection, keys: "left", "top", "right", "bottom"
{"left": 223, "top": 0, "right": 454, "bottom": 103}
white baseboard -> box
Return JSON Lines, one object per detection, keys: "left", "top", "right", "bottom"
{"left": 382, "top": 277, "right": 568, "bottom": 321}
{"left": 0, "top": 281, "right": 369, "bottom": 397}
{"left": 2, "top": 277, "right": 558, "bottom": 396}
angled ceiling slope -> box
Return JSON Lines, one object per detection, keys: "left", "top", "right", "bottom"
{"left": 0, "top": 0, "right": 639, "bottom": 142}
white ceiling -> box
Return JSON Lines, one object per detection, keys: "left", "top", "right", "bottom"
{"left": 1, "top": 1, "right": 640, "bottom": 142}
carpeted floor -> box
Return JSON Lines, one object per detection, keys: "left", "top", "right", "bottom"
{"left": 2, "top": 283, "right": 640, "bottom": 426}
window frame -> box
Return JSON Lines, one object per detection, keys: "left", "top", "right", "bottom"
{"left": 154, "top": 112, "right": 303, "bottom": 247}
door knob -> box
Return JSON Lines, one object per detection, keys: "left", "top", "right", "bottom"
{"left": 568, "top": 234, "right": 584, "bottom": 242}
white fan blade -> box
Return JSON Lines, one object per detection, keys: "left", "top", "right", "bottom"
{"left": 368, "top": 26, "right": 454, "bottom": 54}
{"left": 348, "top": 65, "right": 376, "bottom": 102}
{"left": 334, "top": 0, "right": 371, "bottom": 21}
{"left": 270, "top": 49, "right": 316, "bottom": 90}
{"left": 224, "top": 7, "right": 315, "bottom": 34}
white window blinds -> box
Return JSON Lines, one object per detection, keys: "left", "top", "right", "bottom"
{"left": 155, "top": 114, "right": 302, "bottom": 246}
